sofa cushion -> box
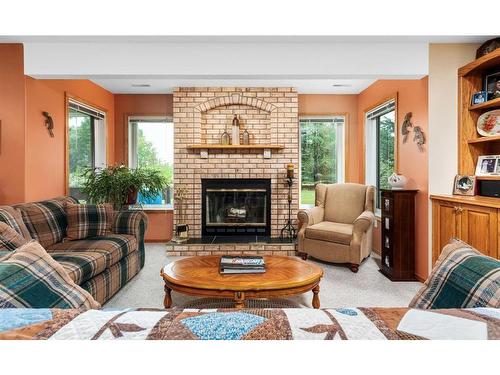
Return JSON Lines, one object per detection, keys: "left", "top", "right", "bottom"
{"left": 305, "top": 221, "right": 353, "bottom": 245}
{"left": 0, "top": 222, "right": 28, "bottom": 251}
{"left": 50, "top": 251, "right": 108, "bottom": 285}
{"left": 47, "top": 234, "right": 137, "bottom": 269}
{"left": 65, "top": 203, "right": 114, "bottom": 240}
{"left": 15, "top": 197, "right": 76, "bottom": 248}
{"left": 0, "top": 206, "right": 32, "bottom": 239}
{"left": 409, "top": 240, "right": 500, "bottom": 309}
{"left": 323, "top": 183, "right": 367, "bottom": 224}
{"left": 0, "top": 241, "right": 100, "bottom": 309}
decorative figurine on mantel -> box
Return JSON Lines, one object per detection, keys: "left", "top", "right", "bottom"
{"left": 242, "top": 128, "right": 250, "bottom": 145}
{"left": 280, "top": 162, "right": 296, "bottom": 239}
{"left": 231, "top": 114, "right": 240, "bottom": 145}
{"left": 220, "top": 122, "right": 230, "bottom": 145}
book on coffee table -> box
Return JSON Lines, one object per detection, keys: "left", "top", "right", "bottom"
{"left": 220, "top": 256, "right": 265, "bottom": 274}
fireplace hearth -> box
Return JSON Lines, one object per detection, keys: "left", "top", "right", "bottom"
{"left": 202, "top": 178, "right": 271, "bottom": 236}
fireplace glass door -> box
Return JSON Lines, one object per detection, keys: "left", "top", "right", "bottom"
{"left": 202, "top": 179, "right": 271, "bottom": 235}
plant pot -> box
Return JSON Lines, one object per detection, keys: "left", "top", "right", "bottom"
{"left": 125, "top": 187, "right": 138, "bottom": 205}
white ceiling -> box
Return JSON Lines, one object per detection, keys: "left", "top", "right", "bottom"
{"left": 91, "top": 78, "right": 376, "bottom": 94}
{"left": 9, "top": 35, "right": 489, "bottom": 94}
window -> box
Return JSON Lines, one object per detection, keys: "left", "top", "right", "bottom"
{"left": 300, "top": 116, "right": 345, "bottom": 206}
{"left": 365, "top": 99, "right": 396, "bottom": 213}
{"left": 128, "top": 116, "right": 174, "bottom": 208}
{"left": 68, "top": 100, "right": 106, "bottom": 201}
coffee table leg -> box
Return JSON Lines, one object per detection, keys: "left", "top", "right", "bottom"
{"left": 312, "top": 285, "right": 320, "bottom": 309}
{"left": 234, "top": 292, "right": 245, "bottom": 309}
{"left": 164, "top": 285, "right": 172, "bottom": 308}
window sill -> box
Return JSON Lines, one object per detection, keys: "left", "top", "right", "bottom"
{"left": 128, "top": 205, "right": 173, "bottom": 212}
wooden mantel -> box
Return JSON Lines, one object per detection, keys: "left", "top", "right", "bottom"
{"left": 186, "top": 144, "right": 285, "bottom": 159}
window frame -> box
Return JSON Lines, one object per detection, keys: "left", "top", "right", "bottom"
{"left": 127, "top": 115, "right": 174, "bottom": 210}
{"left": 299, "top": 115, "right": 347, "bottom": 208}
{"left": 65, "top": 95, "right": 107, "bottom": 196}
{"left": 363, "top": 95, "right": 399, "bottom": 216}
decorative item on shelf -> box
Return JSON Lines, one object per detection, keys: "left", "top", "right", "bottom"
{"left": 387, "top": 173, "right": 407, "bottom": 190}
{"left": 220, "top": 125, "right": 230, "bottom": 145}
{"left": 242, "top": 128, "right": 250, "bottom": 145}
{"left": 476, "top": 37, "right": 500, "bottom": 58}
{"left": 173, "top": 187, "right": 189, "bottom": 243}
{"left": 453, "top": 175, "right": 477, "bottom": 196}
{"left": 477, "top": 110, "right": 500, "bottom": 136}
{"left": 231, "top": 114, "right": 240, "bottom": 145}
{"left": 413, "top": 126, "right": 426, "bottom": 151}
{"left": 475, "top": 155, "right": 500, "bottom": 177}
{"left": 484, "top": 70, "right": 500, "bottom": 100}
{"left": 42, "top": 111, "right": 54, "bottom": 137}
{"left": 401, "top": 112, "right": 413, "bottom": 143}
{"left": 472, "top": 91, "right": 488, "bottom": 105}
{"left": 280, "top": 162, "right": 296, "bottom": 239}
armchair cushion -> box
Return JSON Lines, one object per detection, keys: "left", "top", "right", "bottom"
{"left": 305, "top": 222, "right": 353, "bottom": 245}
{"left": 323, "top": 184, "right": 368, "bottom": 224}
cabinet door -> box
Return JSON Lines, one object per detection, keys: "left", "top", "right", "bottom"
{"left": 460, "top": 204, "right": 498, "bottom": 258}
{"left": 432, "top": 200, "right": 461, "bottom": 263}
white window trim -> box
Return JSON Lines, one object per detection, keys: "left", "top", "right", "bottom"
{"left": 299, "top": 115, "right": 346, "bottom": 209}
{"left": 128, "top": 116, "right": 174, "bottom": 210}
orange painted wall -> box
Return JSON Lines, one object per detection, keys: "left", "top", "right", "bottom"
{"left": 0, "top": 44, "right": 26, "bottom": 204}
{"left": 298, "top": 94, "right": 360, "bottom": 182}
{"left": 357, "top": 78, "right": 429, "bottom": 280}
{"left": 114, "top": 94, "right": 174, "bottom": 242}
{"left": 24, "top": 79, "right": 115, "bottom": 202}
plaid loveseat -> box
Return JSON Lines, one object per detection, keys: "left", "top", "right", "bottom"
{"left": 0, "top": 196, "right": 147, "bottom": 305}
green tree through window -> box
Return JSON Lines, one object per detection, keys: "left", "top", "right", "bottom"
{"left": 300, "top": 118, "right": 344, "bottom": 205}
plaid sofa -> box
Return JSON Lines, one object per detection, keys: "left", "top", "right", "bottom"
{"left": 0, "top": 196, "right": 147, "bottom": 305}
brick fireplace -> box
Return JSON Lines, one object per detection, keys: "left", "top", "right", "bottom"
{"left": 167, "top": 87, "right": 299, "bottom": 256}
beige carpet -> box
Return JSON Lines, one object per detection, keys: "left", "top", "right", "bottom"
{"left": 105, "top": 243, "right": 423, "bottom": 309}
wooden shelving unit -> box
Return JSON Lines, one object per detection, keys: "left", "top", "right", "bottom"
{"left": 431, "top": 49, "right": 500, "bottom": 263}
{"left": 458, "top": 50, "right": 500, "bottom": 175}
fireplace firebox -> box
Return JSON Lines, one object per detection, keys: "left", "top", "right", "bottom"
{"left": 202, "top": 179, "right": 271, "bottom": 236}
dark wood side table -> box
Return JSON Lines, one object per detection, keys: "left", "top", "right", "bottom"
{"left": 379, "top": 189, "right": 418, "bottom": 281}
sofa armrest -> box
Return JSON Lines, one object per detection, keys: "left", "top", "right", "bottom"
{"left": 112, "top": 210, "right": 148, "bottom": 237}
{"left": 352, "top": 210, "right": 375, "bottom": 236}
{"left": 297, "top": 206, "right": 324, "bottom": 228}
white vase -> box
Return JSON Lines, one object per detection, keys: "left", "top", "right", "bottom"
{"left": 388, "top": 173, "right": 407, "bottom": 189}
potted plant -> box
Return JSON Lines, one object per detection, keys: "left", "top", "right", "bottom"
{"left": 81, "top": 165, "right": 169, "bottom": 209}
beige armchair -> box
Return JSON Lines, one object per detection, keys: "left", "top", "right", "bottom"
{"left": 297, "top": 183, "right": 375, "bottom": 273}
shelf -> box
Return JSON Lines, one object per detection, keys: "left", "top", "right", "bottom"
{"left": 476, "top": 175, "right": 500, "bottom": 181}
{"left": 468, "top": 135, "right": 500, "bottom": 144}
{"left": 430, "top": 194, "right": 500, "bottom": 209}
{"left": 459, "top": 49, "right": 500, "bottom": 77}
{"left": 186, "top": 144, "right": 284, "bottom": 150}
{"left": 469, "top": 97, "right": 500, "bottom": 111}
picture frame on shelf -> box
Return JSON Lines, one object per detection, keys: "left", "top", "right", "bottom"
{"left": 484, "top": 70, "right": 500, "bottom": 100}
{"left": 471, "top": 91, "right": 487, "bottom": 105}
{"left": 475, "top": 155, "right": 500, "bottom": 176}
{"left": 453, "top": 175, "right": 477, "bottom": 196}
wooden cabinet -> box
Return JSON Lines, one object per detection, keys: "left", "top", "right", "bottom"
{"left": 431, "top": 195, "right": 499, "bottom": 263}
{"left": 379, "top": 189, "right": 418, "bottom": 281}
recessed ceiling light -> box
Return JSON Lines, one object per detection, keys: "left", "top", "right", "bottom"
{"left": 131, "top": 84, "right": 151, "bottom": 87}
{"left": 332, "top": 84, "right": 352, "bottom": 87}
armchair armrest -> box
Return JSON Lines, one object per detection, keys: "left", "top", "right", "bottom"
{"left": 352, "top": 210, "right": 375, "bottom": 235}
{"left": 297, "top": 206, "right": 324, "bottom": 228}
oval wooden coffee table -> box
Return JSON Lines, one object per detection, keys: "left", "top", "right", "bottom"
{"left": 160, "top": 255, "right": 323, "bottom": 309}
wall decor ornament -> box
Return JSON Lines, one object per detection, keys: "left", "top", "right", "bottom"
{"left": 401, "top": 112, "right": 413, "bottom": 143}
{"left": 231, "top": 114, "right": 240, "bottom": 145}
{"left": 413, "top": 126, "right": 426, "bottom": 152}
{"left": 42, "top": 111, "right": 54, "bottom": 137}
